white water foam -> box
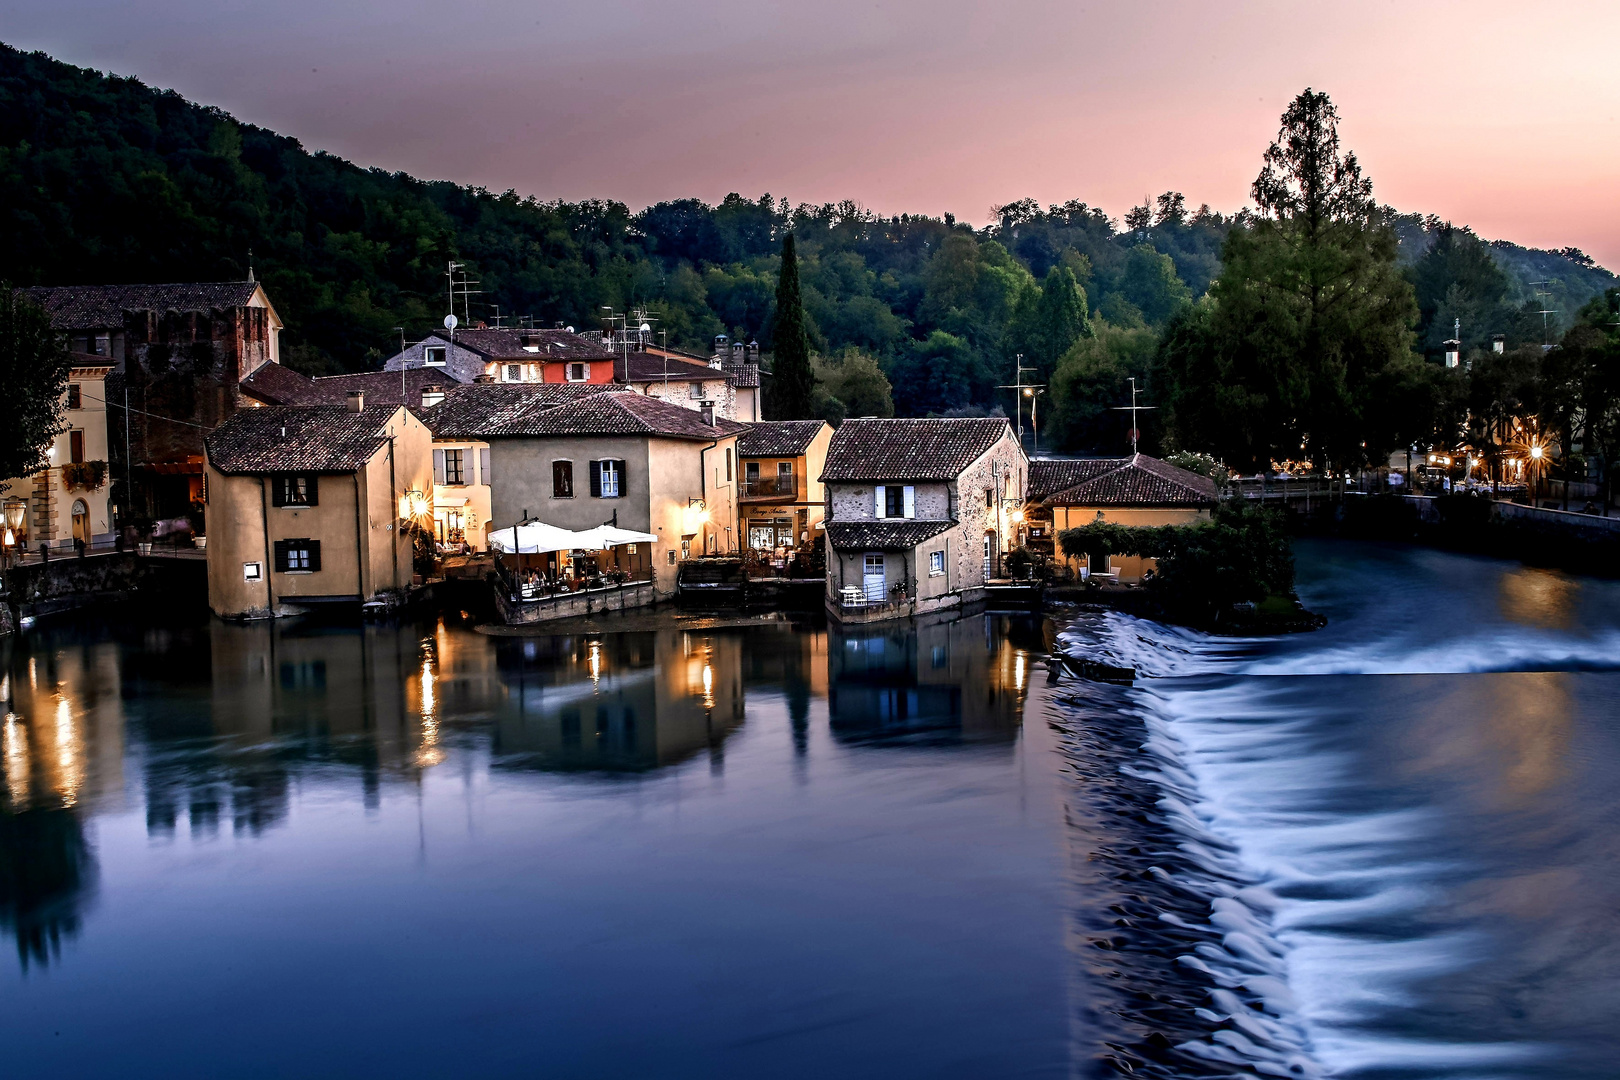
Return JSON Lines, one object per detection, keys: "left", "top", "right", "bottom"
{"left": 1059, "top": 614, "right": 1586, "bottom": 1077}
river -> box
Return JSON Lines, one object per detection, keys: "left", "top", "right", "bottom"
{"left": 1, "top": 539, "right": 1617, "bottom": 1078}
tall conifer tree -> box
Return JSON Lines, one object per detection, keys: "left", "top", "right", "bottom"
{"left": 769, "top": 234, "right": 815, "bottom": 420}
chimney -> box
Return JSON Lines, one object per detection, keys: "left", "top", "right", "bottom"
{"left": 747, "top": 339, "right": 760, "bottom": 363}
{"left": 347, "top": 390, "right": 365, "bottom": 412}
{"left": 700, "top": 404, "right": 715, "bottom": 426}
{"left": 1492, "top": 334, "right": 1505, "bottom": 354}
{"left": 421, "top": 384, "right": 445, "bottom": 408}
{"left": 1443, "top": 339, "right": 1461, "bottom": 369}
{"left": 713, "top": 334, "right": 729, "bottom": 360}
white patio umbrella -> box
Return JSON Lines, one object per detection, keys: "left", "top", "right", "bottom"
{"left": 576, "top": 525, "right": 659, "bottom": 549}
{"left": 487, "top": 521, "right": 596, "bottom": 554}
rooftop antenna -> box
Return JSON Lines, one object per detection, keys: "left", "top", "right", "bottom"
{"left": 996, "top": 354, "right": 1045, "bottom": 449}
{"left": 247, "top": 248, "right": 255, "bottom": 283}
{"left": 1110, "top": 377, "right": 1157, "bottom": 455}
{"left": 1528, "top": 280, "right": 1557, "bottom": 348}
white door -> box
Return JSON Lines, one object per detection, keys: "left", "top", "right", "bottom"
{"left": 982, "top": 532, "right": 994, "bottom": 579}
{"left": 863, "top": 553, "right": 886, "bottom": 602}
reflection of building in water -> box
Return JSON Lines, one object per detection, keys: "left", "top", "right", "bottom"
{"left": 828, "top": 613, "right": 1031, "bottom": 746}
{"left": 2, "top": 638, "right": 125, "bottom": 813}
{"left": 490, "top": 629, "right": 745, "bottom": 772}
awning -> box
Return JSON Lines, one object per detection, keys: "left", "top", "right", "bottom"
{"left": 488, "top": 522, "right": 595, "bottom": 554}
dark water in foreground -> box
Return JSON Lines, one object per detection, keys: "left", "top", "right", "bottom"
{"left": 3, "top": 540, "right": 1619, "bottom": 1078}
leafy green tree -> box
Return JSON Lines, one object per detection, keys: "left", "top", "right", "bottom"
{"left": 1408, "top": 222, "right": 1514, "bottom": 350}
{"left": 1162, "top": 90, "right": 1422, "bottom": 471}
{"left": 1047, "top": 321, "right": 1159, "bottom": 452}
{"left": 1117, "top": 244, "right": 1191, "bottom": 326}
{"left": 0, "top": 286, "right": 74, "bottom": 481}
{"left": 767, "top": 234, "right": 815, "bottom": 420}
{"left": 812, "top": 349, "right": 895, "bottom": 424}
{"left": 1014, "top": 265, "right": 1091, "bottom": 379}
{"left": 885, "top": 331, "right": 985, "bottom": 416}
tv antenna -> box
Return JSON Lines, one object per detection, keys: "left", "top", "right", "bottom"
{"left": 1528, "top": 280, "right": 1557, "bottom": 347}
{"left": 997, "top": 354, "right": 1046, "bottom": 451}
{"left": 446, "top": 261, "right": 483, "bottom": 325}
{"left": 1110, "top": 377, "right": 1157, "bottom": 455}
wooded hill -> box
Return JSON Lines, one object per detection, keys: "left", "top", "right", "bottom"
{"left": 2, "top": 43, "right": 1613, "bottom": 434}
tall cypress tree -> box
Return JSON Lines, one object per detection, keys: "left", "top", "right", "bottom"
{"left": 769, "top": 234, "right": 815, "bottom": 420}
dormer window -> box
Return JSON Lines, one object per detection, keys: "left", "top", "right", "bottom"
{"left": 424, "top": 346, "right": 447, "bottom": 366}
{"left": 505, "top": 364, "right": 523, "bottom": 382}
{"left": 567, "top": 362, "right": 589, "bottom": 382}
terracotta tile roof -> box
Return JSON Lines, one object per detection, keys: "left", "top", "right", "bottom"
{"left": 21, "top": 282, "right": 264, "bottom": 329}
{"left": 737, "top": 420, "right": 826, "bottom": 457}
{"left": 1033, "top": 454, "right": 1219, "bottom": 507}
{"left": 824, "top": 519, "right": 954, "bottom": 551}
{"left": 205, "top": 405, "right": 401, "bottom": 474}
{"left": 617, "top": 353, "right": 724, "bottom": 383}
{"left": 821, "top": 418, "right": 1012, "bottom": 482}
{"left": 724, "top": 363, "right": 761, "bottom": 389}
{"left": 428, "top": 327, "right": 613, "bottom": 361}
{"left": 240, "top": 362, "right": 338, "bottom": 406}
{"left": 423, "top": 383, "right": 617, "bottom": 439}
{"left": 469, "top": 389, "right": 747, "bottom": 441}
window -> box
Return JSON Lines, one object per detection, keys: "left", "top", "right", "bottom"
{"left": 929, "top": 550, "right": 945, "bottom": 576}
{"left": 243, "top": 561, "right": 263, "bottom": 582}
{"left": 273, "top": 538, "right": 321, "bottom": 573}
{"left": 567, "top": 362, "right": 589, "bottom": 382}
{"left": 443, "top": 449, "right": 465, "bottom": 485}
{"left": 725, "top": 447, "right": 733, "bottom": 481}
{"left": 985, "top": 488, "right": 995, "bottom": 508}
{"left": 69, "top": 430, "right": 85, "bottom": 464}
{"left": 552, "top": 460, "right": 574, "bottom": 498}
{"left": 689, "top": 381, "right": 704, "bottom": 399}
{"left": 877, "top": 485, "right": 915, "bottom": 519}
{"left": 506, "top": 364, "right": 523, "bottom": 382}
{"left": 66, "top": 384, "right": 81, "bottom": 410}
{"left": 479, "top": 447, "right": 491, "bottom": 486}
{"left": 271, "top": 474, "right": 318, "bottom": 507}
{"left": 93, "top": 333, "right": 110, "bottom": 357}
{"left": 424, "top": 346, "right": 447, "bottom": 366}
{"left": 745, "top": 461, "right": 760, "bottom": 486}
{"left": 589, "top": 459, "right": 625, "bottom": 498}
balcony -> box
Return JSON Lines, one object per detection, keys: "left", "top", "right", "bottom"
{"left": 740, "top": 474, "right": 799, "bottom": 501}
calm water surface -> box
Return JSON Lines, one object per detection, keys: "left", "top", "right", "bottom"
{"left": 3, "top": 540, "right": 1620, "bottom": 1079}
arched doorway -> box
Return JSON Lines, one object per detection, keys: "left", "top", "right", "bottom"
{"left": 71, "top": 499, "right": 89, "bottom": 544}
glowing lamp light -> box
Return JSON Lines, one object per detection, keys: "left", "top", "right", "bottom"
{"left": 400, "top": 489, "right": 431, "bottom": 519}
{"left": 1010, "top": 509, "right": 1025, "bottom": 525}
{"left": 2, "top": 529, "right": 12, "bottom": 548}
{"left": 1530, "top": 445, "right": 1544, "bottom": 460}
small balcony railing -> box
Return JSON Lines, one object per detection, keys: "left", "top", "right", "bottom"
{"left": 740, "top": 474, "right": 797, "bottom": 499}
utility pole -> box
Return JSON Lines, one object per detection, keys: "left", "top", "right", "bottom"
{"left": 1110, "top": 378, "right": 1157, "bottom": 455}
{"left": 996, "top": 355, "right": 1045, "bottom": 450}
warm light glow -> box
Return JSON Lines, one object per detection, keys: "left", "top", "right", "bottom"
{"left": 1010, "top": 509, "right": 1025, "bottom": 525}
{"left": 55, "top": 695, "right": 81, "bottom": 807}
{"left": 3, "top": 713, "right": 28, "bottom": 806}
{"left": 588, "top": 640, "right": 602, "bottom": 686}
{"left": 416, "top": 657, "right": 444, "bottom": 767}
{"left": 400, "top": 489, "right": 431, "bottom": 519}
{"left": 1530, "top": 445, "right": 1544, "bottom": 460}
{"left": 2, "top": 528, "right": 12, "bottom": 548}
{"left": 1013, "top": 652, "right": 1026, "bottom": 692}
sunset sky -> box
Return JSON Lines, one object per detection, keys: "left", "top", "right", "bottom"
{"left": 9, "top": 0, "right": 1620, "bottom": 266}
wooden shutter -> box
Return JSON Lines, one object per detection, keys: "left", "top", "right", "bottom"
{"left": 272, "top": 539, "right": 290, "bottom": 572}
{"left": 617, "top": 460, "right": 628, "bottom": 497}
{"left": 589, "top": 460, "right": 602, "bottom": 498}
{"left": 70, "top": 430, "right": 85, "bottom": 464}
{"left": 874, "top": 485, "right": 885, "bottom": 517}
{"left": 903, "top": 486, "right": 915, "bottom": 519}
{"left": 479, "top": 447, "right": 490, "bottom": 486}
{"left": 306, "top": 540, "right": 322, "bottom": 572}
{"left": 433, "top": 449, "right": 446, "bottom": 485}
{"left": 305, "top": 475, "right": 319, "bottom": 506}
{"left": 270, "top": 477, "right": 287, "bottom": 508}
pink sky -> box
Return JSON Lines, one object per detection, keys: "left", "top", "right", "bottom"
{"left": 10, "top": 0, "right": 1620, "bottom": 267}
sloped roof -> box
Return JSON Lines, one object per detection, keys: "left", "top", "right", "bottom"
{"left": 424, "top": 383, "right": 618, "bottom": 439}
{"left": 21, "top": 282, "right": 266, "bottom": 329}
{"left": 205, "top": 405, "right": 402, "bottom": 474}
{"left": 737, "top": 420, "right": 826, "bottom": 457}
{"left": 467, "top": 389, "right": 747, "bottom": 440}
{"left": 824, "top": 519, "right": 954, "bottom": 551}
{"left": 240, "top": 362, "right": 337, "bottom": 407}
{"left": 315, "top": 368, "right": 468, "bottom": 407}
{"left": 617, "top": 352, "right": 724, "bottom": 383}
{"left": 1032, "top": 454, "right": 1219, "bottom": 507}
{"left": 821, "top": 418, "right": 1012, "bottom": 482}
{"left": 427, "top": 327, "right": 613, "bottom": 361}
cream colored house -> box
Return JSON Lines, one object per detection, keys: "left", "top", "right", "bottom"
{"left": 202, "top": 394, "right": 433, "bottom": 618}
{"left": 1026, "top": 454, "right": 1219, "bottom": 583}
{"left": 463, "top": 389, "right": 745, "bottom": 598}
{"left": 1, "top": 356, "right": 115, "bottom": 551}
{"left": 736, "top": 420, "right": 833, "bottom": 550}
{"left": 820, "top": 417, "right": 1028, "bottom": 622}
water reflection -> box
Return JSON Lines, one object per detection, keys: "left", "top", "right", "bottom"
{"left": 1498, "top": 566, "right": 1579, "bottom": 629}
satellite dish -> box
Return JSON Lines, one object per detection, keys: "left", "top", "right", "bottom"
{"left": 566, "top": 326, "right": 575, "bottom": 333}
{"left": 639, "top": 322, "right": 652, "bottom": 334}
{"left": 444, "top": 314, "right": 459, "bottom": 330}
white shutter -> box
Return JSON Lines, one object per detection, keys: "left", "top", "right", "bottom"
{"left": 479, "top": 447, "right": 490, "bottom": 486}
{"left": 903, "top": 486, "right": 915, "bottom": 519}
{"left": 874, "top": 485, "right": 885, "bottom": 518}
{"left": 433, "top": 449, "right": 446, "bottom": 485}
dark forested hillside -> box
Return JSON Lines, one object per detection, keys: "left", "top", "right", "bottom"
{"left": 2, "top": 43, "right": 1612, "bottom": 437}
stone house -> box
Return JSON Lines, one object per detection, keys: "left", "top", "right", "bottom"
{"left": 735, "top": 420, "right": 833, "bottom": 551}
{"left": 463, "top": 390, "right": 745, "bottom": 597}
{"left": 820, "top": 417, "right": 1028, "bottom": 623}
{"left": 22, "top": 281, "right": 284, "bottom": 521}
{"left": 202, "top": 395, "right": 433, "bottom": 619}
{"left": 383, "top": 327, "right": 617, "bottom": 386}
{"left": 1026, "top": 454, "right": 1219, "bottom": 582}
{"left": 1, "top": 356, "right": 116, "bottom": 550}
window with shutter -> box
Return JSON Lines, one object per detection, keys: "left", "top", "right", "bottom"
{"left": 885, "top": 486, "right": 906, "bottom": 519}
{"left": 588, "top": 460, "right": 602, "bottom": 498}
{"left": 273, "top": 538, "right": 320, "bottom": 573}
{"left": 444, "top": 449, "right": 464, "bottom": 485}
{"left": 433, "top": 450, "right": 446, "bottom": 485}
{"left": 902, "top": 486, "right": 915, "bottom": 519}
{"left": 271, "top": 475, "right": 318, "bottom": 507}
{"left": 874, "top": 485, "right": 886, "bottom": 518}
